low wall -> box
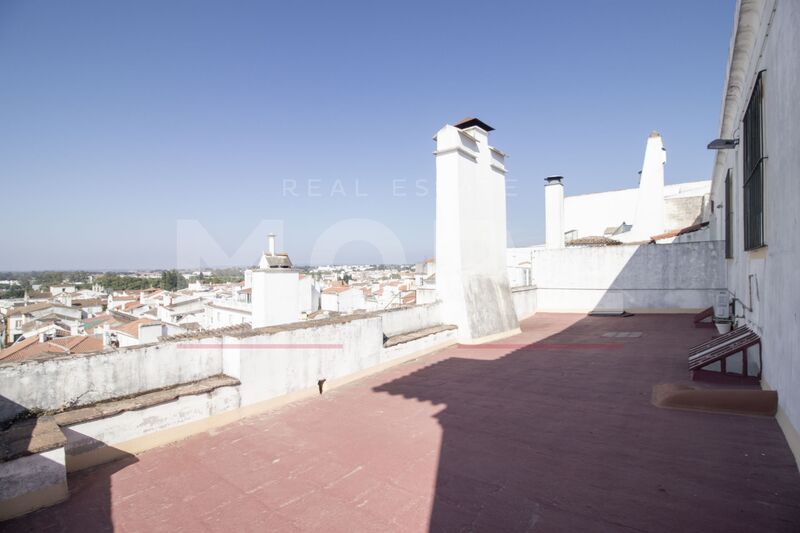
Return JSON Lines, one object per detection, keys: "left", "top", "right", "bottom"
{"left": 0, "top": 305, "right": 456, "bottom": 422}
{"left": 379, "top": 302, "right": 443, "bottom": 337}
{"left": 511, "top": 286, "right": 537, "bottom": 320}
{"left": 0, "top": 448, "right": 67, "bottom": 521}
{"left": 531, "top": 241, "right": 725, "bottom": 312}
{"left": 0, "top": 342, "right": 223, "bottom": 423}
{"left": 220, "top": 311, "right": 456, "bottom": 407}
{"left": 60, "top": 385, "right": 240, "bottom": 472}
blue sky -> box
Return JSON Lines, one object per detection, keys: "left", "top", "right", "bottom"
{"left": 0, "top": 0, "right": 734, "bottom": 270}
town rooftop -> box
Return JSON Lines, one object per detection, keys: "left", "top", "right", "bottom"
{"left": 4, "top": 314, "right": 799, "bottom": 531}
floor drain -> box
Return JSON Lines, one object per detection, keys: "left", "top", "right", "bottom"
{"left": 603, "top": 332, "right": 643, "bottom": 338}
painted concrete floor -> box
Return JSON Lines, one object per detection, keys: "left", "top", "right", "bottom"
{"left": 3, "top": 313, "right": 800, "bottom": 532}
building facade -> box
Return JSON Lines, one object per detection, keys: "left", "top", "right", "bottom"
{"left": 707, "top": 0, "right": 800, "bottom": 463}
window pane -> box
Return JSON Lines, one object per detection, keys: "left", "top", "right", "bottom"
{"left": 743, "top": 73, "right": 765, "bottom": 250}
{"left": 725, "top": 171, "right": 733, "bottom": 258}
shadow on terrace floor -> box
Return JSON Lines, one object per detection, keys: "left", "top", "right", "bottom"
{"left": 0, "top": 395, "right": 137, "bottom": 533}
{"left": 374, "top": 314, "right": 800, "bottom": 532}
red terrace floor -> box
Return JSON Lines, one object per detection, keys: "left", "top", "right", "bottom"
{"left": 4, "top": 314, "right": 800, "bottom": 532}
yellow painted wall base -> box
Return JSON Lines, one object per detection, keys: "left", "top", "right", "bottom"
{"left": 0, "top": 481, "right": 68, "bottom": 522}
{"left": 775, "top": 408, "right": 800, "bottom": 472}
{"left": 761, "top": 377, "right": 800, "bottom": 472}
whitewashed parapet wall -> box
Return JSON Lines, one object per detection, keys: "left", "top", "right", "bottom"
{"left": 531, "top": 241, "right": 725, "bottom": 312}
{"left": 511, "top": 286, "right": 537, "bottom": 321}
{"left": 0, "top": 342, "right": 224, "bottom": 423}
{"left": 434, "top": 119, "right": 519, "bottom": 343}
{"left": 0, "top": 303, "right": 452, "bottom": 422}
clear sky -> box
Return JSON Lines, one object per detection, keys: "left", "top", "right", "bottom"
{"left": 0, "top": 0, "right": 735, "bottom": 270}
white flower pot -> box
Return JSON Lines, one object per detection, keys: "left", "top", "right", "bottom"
{"left": 715, "top": 322, "right": 732, "bottom": 334}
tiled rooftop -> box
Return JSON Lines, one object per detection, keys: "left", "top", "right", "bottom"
{"left": 3, "top": 314, "right": 799, "bottom": 532}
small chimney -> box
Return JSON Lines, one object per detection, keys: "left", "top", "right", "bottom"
{"left": 545, "top": 176, "right": 565, "bottom": 249}
{"left": 268, "top": 233, "right": 276, "bottom": 256}
{"left": 39, "top": 332, "right": 46, "bottom": 343}
{"left": 103, "top": 324, "right": 111, "bottom": 347}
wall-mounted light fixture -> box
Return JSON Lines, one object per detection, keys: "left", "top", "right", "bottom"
{"left": 707, "top": 138, "right": 739, "bottom": 150}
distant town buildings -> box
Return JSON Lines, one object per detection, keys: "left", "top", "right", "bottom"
{"left": 0, "top": 238, "right": 423, "bottom": 361}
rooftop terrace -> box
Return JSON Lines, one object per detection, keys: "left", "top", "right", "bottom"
{"left": 3, "top": 313, "right": 798, "bottom": 532}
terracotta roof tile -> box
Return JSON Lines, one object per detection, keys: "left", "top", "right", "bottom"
{"left": 0, "top": 335, "right": 104, "bottom": 363}
{"left": 650, "top": 221, "right": 710, "bottom": 242}
{"left": 113, "top": 318, "right": 159, "bottom": 339}
{"left": 566, "top": 236, "right": 622, "bottom": 247}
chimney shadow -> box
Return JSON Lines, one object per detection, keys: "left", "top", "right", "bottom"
{"left": 0, "top": 395, "right": 137, "bottom": 532}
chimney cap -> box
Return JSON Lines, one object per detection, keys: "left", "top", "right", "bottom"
{"left": 454, "top": 117, "right": 495, "bottom": 132}
{"left": 545, "top": 175, "right": 564, "bottom": 183}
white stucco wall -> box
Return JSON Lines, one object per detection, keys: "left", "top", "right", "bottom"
{"left": 379, "top": 302, "right": 443, "bottom": 337}
{"left": 511, "top": 286, "right": 537, "bottom": 320}
{"left": 251, "top": 269, "right": 301, "bottom": 328}
{"left": 298, "top": 276, "right": 320, "bottom": 313}
{"left": 61, "top": 386, "right": 240, "bottom": 460}
{"left": 0, "top": 342, "right": 224, "bottom": 423}
{"left": 530, "top": 242, "right": 725, "bottom": 312}
{"left": 563, "top": 181, "right": 711, "bottom": 242}
{"left": 707, "top": 0, "right": 800, "bottom": 452}
{"left": 221, "top": 318, "right": 384, "bottom": 406}
{"left": 219, "top": 314, "right": 457, "bottom": 408}
{"left": 0, "top": 447, "right": 66, "bottom": 511}
{"left": 205, "top": 304, "right": 251, "bottom": 329}
{"left": 338, "top": 289, "right": 365, "bottom": 313}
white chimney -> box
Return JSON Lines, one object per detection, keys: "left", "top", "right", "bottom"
{"left": 433, "top": 117, "right": 519, "bottom": 342}
{"left": 103, "top": 324, "right": 111, "bottom": 347}
{"left": 632, "top": 131, "right": 666, "bottom": 240}
{"left": 268, "top": 233, "right": 276, "bottom": 256}
{"left": 545, "top": 176, "right": 565, "bottom": 249}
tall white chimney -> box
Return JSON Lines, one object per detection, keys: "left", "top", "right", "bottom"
{"left": 268, "top": 233, "right": 276, "bottom": 256}
{"left": 545, "top": 176, "right": 565, "bottom": 249}
{"left": 632, "top": 131, "right": 666, "bottom": 240}
{"left": 434, "top": 117, "right": 519, "bottom": 343}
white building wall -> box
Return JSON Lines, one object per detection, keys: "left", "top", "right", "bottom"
{"left": 205, "top": 303, "right": 251, "bottom": 329}
{"left": 251, "top": 270, "right": 301, "bottom": 328}
{"left": 298, "top": 277, "right": 320, "bottom": 314}
{"left": 563, "top": 182, "right": 710, "bottom": 241}
{"left": 511, "top": 286, "right": 537, "bottom": 320}
{"left": 530, "top": 242, "right": 725, "bottom": 312}
{"left": 338, "top": 288, "right": 365, "bottom": 313}
{"left": 707, "top": 0, "right": 800, "bottom": 463}
{"left": 564, "top": 188, "right": 639, "bottom": 240}
{"left": 320, "top": 292, "right": 339, "bottom": 312}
